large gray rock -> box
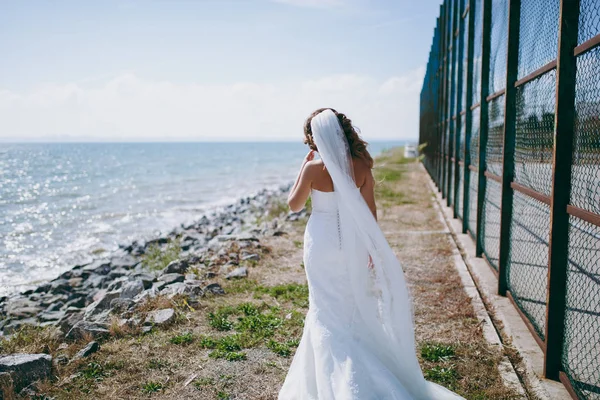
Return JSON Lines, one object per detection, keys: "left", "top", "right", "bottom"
{"left": 83, "top": 290, "right": 120, "bottom": 320}
{"left": 0, "top": 354, "right": 52, "bottom": 393}
{"left": 82, "top": 259, "right": 111, "bottom": 275}
{"left": 162, "top": 259, "right": 189, "bottom": 275}
{"left": 38, "top": 310, "right": 66, "bottom": 323}
{"left": 161, "top": 282, "right": 203, "bottom": 297}
{"left": 5, "top": 298, "right": 41, "bottom": 319}
{"left": 2, "top": 318, "right": 38, "bottom": 335}
{"left": 110, "top": 255, "right": 139, "bottom": 270}
{"left": 225, "top": 266, "right": 248, "bottom": 280}
{"left": 204, "top": 283, "right": 225, "bottom": 295}
{"left": 132, "top": 273, "right": 155, "bottom": 289}
{"left": 109, "top": 298, "right": 134, "bottom": 313}
{"left": 241, "top": 253, "right": 260, "bottom": 262}
{"left": 65, "top": 321, "right": 109, "bottom": 341}
{"left": 120, "top": 280, "right": 145, "bottom": 299}
{"left": 59, "top": 312, "right": 84, "bottom": 335}
{"left": 73, "top": 341, "right": 100, "bottom": 360}
{"left": 144, "top": 308, "right": 175, "bottom": 326}
{"left": 158, "top": 273, "right": 184, "bottom": 285}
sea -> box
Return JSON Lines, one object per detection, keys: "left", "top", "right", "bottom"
{"left": 0, "top": 141, "right": 402, "bottom": 296}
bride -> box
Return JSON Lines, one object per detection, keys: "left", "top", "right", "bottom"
{"left": 278, "top": 108, "right": 464, "bottom": 399}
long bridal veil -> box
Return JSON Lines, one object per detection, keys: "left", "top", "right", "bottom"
{"left": 310, "top": 110, "right": 464, "bottom": 400}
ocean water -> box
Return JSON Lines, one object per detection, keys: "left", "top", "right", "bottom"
{"left": 0, "top": 141, "right": 402, "bottom": 296}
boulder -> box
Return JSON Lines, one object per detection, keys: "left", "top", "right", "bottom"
{"left": 82, "top": 259, "right": 111, "bottom": 275}
{"left": 73, "top": 341, "right": 100, "bottom": 360}
{"left": 158, "top": 273, "right": 184, "bottom": 285}
{"left": 38, "top": 310, "right": 66, "bottom": 323}
{"left": 65, "top": 321, "right": 109, "bottom": 341}
{"left": 204, "top": 283, "right": 225, "bottom": 295}
{"left": 109, "top": 298, "right": 134, "bottom": 313}
{"left": 225, "top": 266, "right": 248, "bottom": 280}
{"left": 64, "top": 296, "right": 86, "bottom": 309}
{"left": 5, "top": 298, "right": 41, "bottom": 319}
{"left": 162, "top": 259, "right": 189, "bottom": 275}
{"left": 241, "top": 253, "right": 260, "bottom": 262}
{"left": 50, "top": 279, "right": 72, "bottom": 294}
{"left": 144, "top": 308, "right": 175, "bottom": 326}
{"left": 120, "top": 280, "right": 145, "bottom": 299}
{"left": 83, "top": 290, "right": 120, "bottom": 320}
{"left": 59, "top": 312, "right": 84, "bottom": 334}
{"left": 0, "top": 354, "right": 52, "bottom": 393}
{"left": 2, "top": 319, "right": 38, "bottom": 335}
{"left": 184, "top": 273, "right": 197, "bottom": 281}
{"left": 108, "top": 268, "right": 129, "bottom": 280}
{"left": 110, "top": 255, "right": 139, "bottom": 270}
{"left": 132, "top": 273, "right": 155, "bottom": 289}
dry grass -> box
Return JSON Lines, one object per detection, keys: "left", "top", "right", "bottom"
{"left": 378, "top": 148, "right": 521, "bottom": 399}
{"left": 2, "top": 147, "right": 521, "bottom": 399}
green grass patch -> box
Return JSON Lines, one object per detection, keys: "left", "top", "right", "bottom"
{"left": 147, "top": 358, "right": 170, "bottom": 370}
{"left": 170, "top": 331, "right": 195, "bottom": 345}
{"left": 209, "top": 349, "right": 247, "bottom": 361}
{"left": 79, "top": 362, "right": 106, "bottom": 381}
{"left": 255, "top": 283, "right": 309, "bottom": 308}
{"left": 193, "top": 377, "right": 215, "bottom": 388}
{"left": 217, "top": 391, "right": 231, "bottom": 400}
{"left": 266, "top": 339, "right": 293, "bottom": 357}
{"left": 142, "top": 239, "right": 181, "bottom": 272}
{"left": 198, "top": 335, "right": 219, "bottom": 349}
{"left": 420, "top": 343, "right": 456, "bottom": 362}
{"left": 141, "top": 380, "right": 165, "bottom": 394}
{"left": 424, "top": 365, "right": 459, "bottom": 387}
{"left": 208, "top": 307, "right": 236, "bottom": 331}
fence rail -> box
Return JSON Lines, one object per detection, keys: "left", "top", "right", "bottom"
{"left": 419, "top": 0, "right": 600, "bottom": 398}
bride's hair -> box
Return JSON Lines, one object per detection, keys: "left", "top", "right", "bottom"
{"left": 303, "top": 108, "right": 374, "bottom": 168}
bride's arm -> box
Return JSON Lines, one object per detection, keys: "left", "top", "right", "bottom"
{"left": 288, "top": 152, "right": 316, "bottom": 213}
{"left": 360, "top": 169, "right": 377, "bottom": 221}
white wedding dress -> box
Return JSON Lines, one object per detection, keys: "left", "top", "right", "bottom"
{"left": 278, "top": 110, "right": 465, "bottom": 400}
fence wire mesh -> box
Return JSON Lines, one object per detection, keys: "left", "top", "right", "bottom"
{"left": 514, "top": 71, "right": 556, "bottom": 196}
{"left": 572, "top": 47, "right": 600, "bottom": 215}
{"left": 472, "top": 0, "right": 483, "bottom": 105}
{"left": 470, "top": 107, "right": 481, "bottom": 167}
{"left": 487, "top": 95, "right": 505, "bottom": 177}
{"left": 458, "top": 167, "right": 465, "bottom": 219}
{"left": 420, "top": 1, "right": 600, "bottom": 395}
{"left": 482, "top": 178, "right": 502, "bottom": 270}
{"left": 489, "top": 0, "right": 508, "bottom": 94}
{"left": 507, "top": 190, "right": 550, "bottom": 340}
{"left": 579, "top": 0, "right": 600, "bottom": 44}
{"left": 468, "top": 170, "right": 478, "bottom": 237}
{"left": 517, "top": 0, "right": 560, "bottom": 80}
{"left": 563, "top": 216, "right": 600, "bottom": 400}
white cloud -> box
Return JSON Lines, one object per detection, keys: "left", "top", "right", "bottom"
{"left": 0, "top": 67, "right": 425, "bottom": 142}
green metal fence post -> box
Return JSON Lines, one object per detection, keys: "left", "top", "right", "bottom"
{"left": 543, "top": 0, "right": 580, "bottom": 381}
{"left": 497, "top": 0, "right": 521, "bottom": 296}
{"left": 462, "top": 0, "right": 476, "bottom": 234}
{"left": 475, "top": 0, "right": 492, "bottom": 257}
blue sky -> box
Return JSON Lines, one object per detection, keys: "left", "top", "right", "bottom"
{"left": 0, "top": 0, "right": 442, "bottom": 142}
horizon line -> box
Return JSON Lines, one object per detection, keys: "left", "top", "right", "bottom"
{"left": 0, "top": 139, "right": 415, "bottom": 144}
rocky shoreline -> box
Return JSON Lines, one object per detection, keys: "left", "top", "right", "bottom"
{"left": 0, "top": 182, "right": 303, "bottom": 340}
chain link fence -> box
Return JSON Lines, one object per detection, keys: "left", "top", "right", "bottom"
{"left": 419, "top": 0, "right": 600, "bottom": 397}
